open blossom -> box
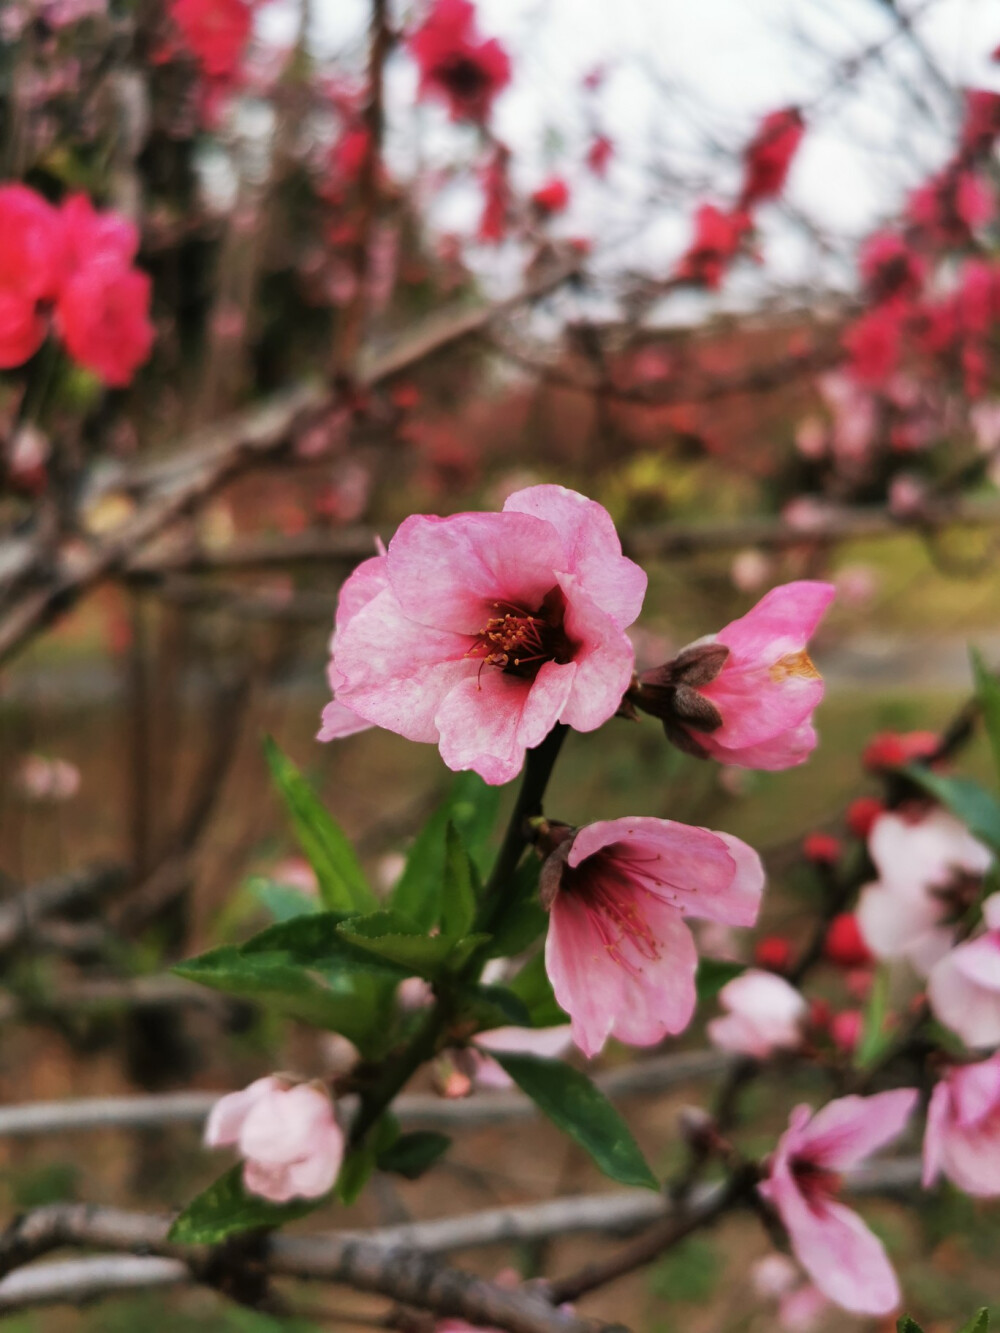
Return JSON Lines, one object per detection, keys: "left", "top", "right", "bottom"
{"left": 923, "top": 1052, "right": 1000, "bottom": 1195}
{"left": 707, "top": 969, "right": 806, "bottom": 1058}
{"left": 541, "top": 817, "right": 764, "bottom": 1058}
{"left": 408, "top": 0, "right": 511, "bottom": 125}
{"left": 0, "top": 184, "right": 63, "bottom": 368}
{"left": 205, "top": 1077, "right": 343, "bottom": 1203}
{"left": 759, "top": 1090, "right": 918, "bottom": 1316}
{"left": 169, "top": 0, "right": 252, "bottom": 79}
{"left": 856, "top": 809, "right": 992, "bottom": 975}
{"left": 632, "top": 582, "right": 834, "bottom": 770}
{"left": 859, "top": 231, "right": 926, "bottom": 303}
{"left": 675, "top": 204, "right": 751, "bottom": 289}
{"left": 738, "top": 106, "right": 805, "bottom": 208}
{"left": 928, "top": 893, "right": 1000, "bottom": 1048}
{"left": 319, "top": 485, "right": 646, "bottom": 785}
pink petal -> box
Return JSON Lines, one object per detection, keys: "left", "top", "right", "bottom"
{"left": 475, "top": 1025, "right": 575, "bottom": 1088}
{"left": 697, "top": 721, "right": 817, "bottom": 770}
{"left": 239, "top": 1085, "right": 337, "bottom": 1166}
{"left": 556, "top": 581, "right": 636, "bottom": 733}
{"left": 929, "top": 949, "right": 1000, "bottom": 1047}
{"left": 334, "top": 552, "right": 389, "bottom": 631}
{"left": 317, "top": 698, "right": 373, "bottom": 741}
{"left": 709, "top": 970, "right": 806, "bottom": 1056}
{"left": 856, "top": 877, "right": 950, "bottom": 974}
{"left": 983, "top": 893, "right": 1000, "bottom": 931}
{"left": 204, "top": 1077, "right": 282, "bottom": 1148}
{"left": 435, "top": 659, "right": 576, "bottom": 785}
{"left": 951, "top": 933, "right": 1000, "bottom": 990}
{"left": 503, "top": 484, "right": 647, "bottom": 626}
{"left": 243, "top": 1159, "right": 296, "bottom": 1203}
{"left": 950, "top": 1052, "right": 1000, "bottom": 1126}
{"left": 799, "top": 1089, "right": 917, "bottom": 1170}
{"left": 386, "top": 510, "right": 565, "bottom": 634}
{"left": 716, "top": 581, "right": 836, "bottom": 661}
{"left": 334, "top": 585, "right": 474, "bottom": 742}
{"left": 922, "top": 1079, "right": 949, "bottom": 1188}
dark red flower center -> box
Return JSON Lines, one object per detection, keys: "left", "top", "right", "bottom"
{"left": 792, "top": 1157, "right": 841, "bottom": 1209}
{"left": 467, "top": 587, "right": 574, "bottom": 681}
{"left": 437, "top": 52, "right": 492, "bottom": 100}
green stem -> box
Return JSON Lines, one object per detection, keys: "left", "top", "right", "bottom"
{"left": 349, "top": 724, "right": 569, "bottom": 1148}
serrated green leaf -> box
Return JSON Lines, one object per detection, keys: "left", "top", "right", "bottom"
{"left": 488, "top": 1051, "right": 658, "bottom": 1190}
{"left": 696, "top": 958, "right": 744, "bottom": 1002}
{"left": 441, "top": 822, "right": 477, "bottom": 940}
{"left": 168, "top": 1164, "right": 321, "bottom": 1243}
{"left": 264, "top": 738, "right": 375, "bottom": 913}
{"left": 338, "top": 909, "right": 488, "bottom": 977}
{"left": 896, "top": 1318, "right": 924, "bottom": 1333}
{"left": 249, "top": 877, "right": 320, "bottom": 923}
{"left": 392, "top": 773, "right": 501, "bottom": 929}
{"left": 508, "top": 951, "right": 568, "bottom": 1028}
{"left": 973, "top": 648, "right": 1000, "bottom": 790}
{"left": 486, "top": 856, "right": 548, "bottom": 959}
{"left": 377, "top": 1131, "right": 451, "bottom": 1179}
{"left": 957, "top": 1309, "right": 989, "bottom": 1333}
{"left": 241, "top": 912, "right": 405, "bottom": 979}
{"left": 904, "top": 766, "right": 1000, "bottom": 853}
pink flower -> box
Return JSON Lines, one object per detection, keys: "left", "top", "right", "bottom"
{"left": 531, "top": 177, "right": 570, "bottom": 216}
{"left": 471, "top": 1025, "right": 575, "bottom": 1089}
{"left": 843, "top": 302, "right": 906, "bottom": 386}
{"left": 169, "top": 0, "right": 252, "bottom": 79}
{"left": 586, "top": 133, "right": 614, "bottom": 177}
{"left": 320, "top": 485, "right": 646, "bottom": 785}
{"left": 478, "top": 143, "right": 511, "bottom": 243}
{"left": 541, "top": 816, "right": 764, "bottom": 1058}
{"left": 923, "top": 1052, "right": 1000, "bottom": 1195}
{"left": 752, "top": 1255, "right": 829, "bottom": 1333}
{"left": 0, "top": 184, "right": 63, "bottom": 369}
{"left": 675, "top": 204, "right": 751, "bottom": 289}
{"left": 408, "top": 0, "right": 511, "bottom": 125}
{"left": 634, "top": 582, "right": 834, "bottom": 770}
{"left": 758, "top": 1090, "right": 918, "bottom": 1315}
{"left": 928, "top": 894, "right": 1000, "bottom": 1048}
{"left": 205, "top": 1077, "right": 344, "bottom": 1203}
{"left": 856, "top": 809, "right": 992, "bottom": 975}
{"left": 738, "top": 107, "right": 805, "bottom": 209}
{"left": 707, "top": 969, "right": 806, "bottom": 1058}
{"left": 859, "top": 231, "right": 926, "bottom": 303}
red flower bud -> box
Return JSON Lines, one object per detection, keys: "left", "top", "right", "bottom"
{"left": 803, "top": 832, "right": 841, "bottom": 865}
{"left": 755, "top": 935, "right": 792, "bottom": 973}
{"left": 846, "top": 796, "right": 885, "bottom": 839}
{"left": 823, "top": 913, "right": 873, "bottom": 969}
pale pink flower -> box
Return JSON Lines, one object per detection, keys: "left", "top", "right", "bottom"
{"left": 707, "top": 969, "right": 806, "bottom": 1058}
{"left": 752, "top": 1255, "right": 829, "bottom": 1333}
{"left": 15, "top": 754, "right": 80, "bottom": 801}
{"left": 320, "top": 486, "right": 646, "bottom": 784}
{"left": 635, "top": 582, "right": 834, "bottom": 770}
{"left": 927, "top": 894, "right": 1000, "bottom": 1048}
{"left": 205, "top": 1077, "right": 344, "bottom": 1203}
{"left": 472, "top": 1025, "right": 575, "bottom": 1089}
{"left": 818, "top": 371, "right": 876, "bottom": 462}
{"left": 542, "top": 817, "right": 764, "bottom": 1058}
{"left": 270, "top": 857, "right": 318, "bottom": 896}
{"left": 730, "top": 549, "right": 772, "bottom": 593}
{"left": 856, "top": 810, "right": 992, "bottom": 975}
{"left": 923, "top": 1052, "right": 1000, "bottom": 1195}
{"left": 758, "top": 1090, "right": 918, "bottom": 1316}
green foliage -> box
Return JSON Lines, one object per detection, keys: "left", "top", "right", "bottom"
{"left": 972, "top": 648, "right": 1000, "bottom": 789}
{"left": 958, "top": 1313, "right": 990, "bottom": 1333}
{"left": 507, "top": 950, "right": 568, "bottom": 1027}
{"left": 898, "top": 1318, "right": 925, "bottom": 1333}
{"left": 249, "top": 876, "right": 319, "bottom": 923}
{"left": 457, "top": 983, "right": 532, "bottom": 1030}
{"left": 392, "top": 771, "right": 501, "bottom": 930}
{"left": 903, "top": 767, "right": 1000, "bottom": 854}
{"left": 487, "top": 1050, "right": 658, "bottom": 1190}
{"left": 336, "top": 908, "right": 490, "bottom": 978}
{"left": 695, "top": 958, "right": 744, "bottom": 1002}
{"left": 486, "top": 855, "right": 548, "bottom": 959}
{"left": 263, "top": 737, "right": 376, "bottom": 913}
{"left": 440, "top": 821, "right": 478, "bottom": 940}
{"left": 855, "top": 965, "right": 894, "bottom": 1068}
{"left": 647, "top": 1236, "right": 720, "bottom": 1302}
{"left": 167, "top": 1164, "right": 321, "bottom": 1244}
{"left": 377, "top": 1131, "right": 451, "bottom": 1179}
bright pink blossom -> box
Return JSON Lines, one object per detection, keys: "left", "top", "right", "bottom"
{"left": 856, "top": 809, "right": 992, "bottom": 975}
{"left": 642, "top": 581, "right": 834, "bottom": 770}
{"left": 586, "top": 134, "right": 613, "bottom": 177}
{"left": 707, "top": 969, "right": 806, "bottom": 1058}
{"left": 169, "top": 0, "right": 252, "bottom": 79}
{"left": 758, "top": 1090, "right": 917, "bottom": 1315}
{"left": 923, "top": 1052, "right": 1000, "bottom": 1195}
{"left": 738, "top": 107, "right": 805, "bottom": 208}
{"left": 542, "top": 816, "right": 764, "bottom": 1058}
{"left": 928, "top": 893, "right": 1000, "bottom": 1048}
{"left": 205, "top": 1077, "right": 344, "bottom": 1202}
{"left": 478, "top": 143, "right": 511, "bottom": 243}
{"left": 320, "top": 485, "right": 647, "bottom": 785}
{"left": 859, "top": 231, "right": 925, "bottom": 303}
{"left": 907, "top": 168, "right": 993, "bottom": 246}
{"left": 408, "top": 0, "right": 511, "bottom": 125}
{"left": 960, "top": 89, "right": 1000, "bottom": 159}
{"left": 530, "top": 177, "right": 570, "bottom": 216}
{"left": 842, "top": 302, "right": 906, "bottom": 386}
{"left": 675, "top": 204, "right": 751, "bottom": 289}
{"left": 0, "top": 184, "right": 63, "bottom": 368}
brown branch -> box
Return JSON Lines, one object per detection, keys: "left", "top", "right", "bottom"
{"left": 0, "top": 863, "right": 126, "bottom": 953}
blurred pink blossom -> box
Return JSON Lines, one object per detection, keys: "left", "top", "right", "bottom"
{"left": 928, "top": 894, "right": 1000, "bottom": 1048}
{"left": 707, "top": 969, "right": 806, "bottom": 1057}
{"left": 923, "top": 1051, "right": 1000, "bottom": 1194}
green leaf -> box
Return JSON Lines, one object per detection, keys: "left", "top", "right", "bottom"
{"left": 973, "top": 648, "right": 1000, "bottom": 790}
{"left": 855, "top": 965, "right": 893, "bottom": 1069}
{"left": 486, "top": 856, "right": 548, "bottom": 959}
{"left": 508, "top": 951, "right": 568, "bottom": 1028}
{"left": 903, "top": 766, "right": 1000, "bottom": 853}
{"left": 392, "top": 773, "right": 501, "bottom": 929}
{"left": 896, "top": 1318, "right": 924, "bottom": 1333}
{"left": 441, "top": 822, "right": 477, "bottom": 940}
{"left": 457, "top": 984, "right": 532, "bottom": 1031}
{"left": 249, "top": 877, "right": 319, "bottom": 923}
{"left": 168, "top": 1164, "right": 321, "bottom": 1244}
{"left": 957, "top": 1310, "right": 989, "bottom": 1333}
{"left": 264, "top": 737, "right": 375, "bottom": 913}
{"left": 338, "top": 909, "right": 488, "bottom": 977}
{"left": 241, "top": 912, "right": 405, "bottom": 979}
{"left": 696, "top": 958, "right": 744, "bottom": 1002}
{"left": 377, "top": 1131, "right": 451, "bottom": 1179}
{"left": 488, "top": 1051, "right": 658, "bottom": 1190}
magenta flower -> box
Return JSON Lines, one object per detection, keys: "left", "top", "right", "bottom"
{"left": 923, "top": 1052, "right": 1000, "bottom": 1196}
{"left": 857, "top": 810, "right": 993, "bottom": 976}
{"left": 758, "top": 1090, "right": 917, "bottom": 1316}
{"left": 541, "top": 816, "right": 764, "bottom": 1058}
{"left": 205, "top": 1077, "right": 344, "bottom": 1203}
{"left": 633, "top": 581, "right": 834, "bottom": 769}
{"left": 707, "top": 968, "right": 806, "bottom": 1058}
{"left": 928, "top": 893, "right": 1000, "bottom": 1047}
{"left": 319, "top": 486, "right": 647, "bottom": 784}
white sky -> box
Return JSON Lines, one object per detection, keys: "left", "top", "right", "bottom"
{"left": 259, "top": 0, "right": 1000, "bottom": 316}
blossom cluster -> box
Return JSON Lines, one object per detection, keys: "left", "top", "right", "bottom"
{"left": 0, "top": 185, "right": 154, "bottom": 386}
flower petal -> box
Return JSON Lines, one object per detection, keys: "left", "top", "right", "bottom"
{"left": 799, "top": 1088, "right": 917, "bottom": 1170}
